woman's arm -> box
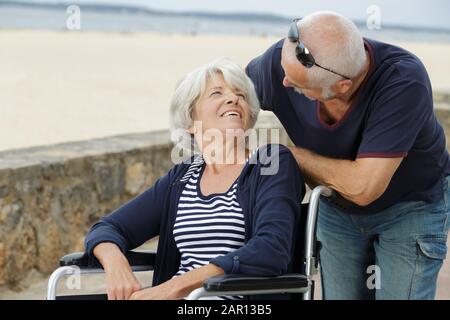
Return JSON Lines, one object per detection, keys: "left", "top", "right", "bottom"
{"left": 84, "top": 164, "right": 181, "bottom": 260}
{"left": 84, "top": 164, "right": 184, "bottom": 299}
{"left": 210, "top": 144, "right": 304, "bottom": 275}
{"left": 131, "top": 145, "right": 303, "bottom": 299}
{"left": 129, "top": 264, "right": 225, "bottom": 300}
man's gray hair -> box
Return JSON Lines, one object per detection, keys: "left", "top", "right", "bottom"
{"left": 169, "top": 58, "right": 260, "bottom": 154}
{"left": 298, "top": 11, "right": 366, "bottom": 92}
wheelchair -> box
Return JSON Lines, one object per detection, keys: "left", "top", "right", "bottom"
{"left": 46, "top": 186, "right": 333, "bottom": 300}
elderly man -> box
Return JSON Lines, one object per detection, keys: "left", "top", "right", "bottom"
{"left": 246, "top": 11, "right": 450, "bottom": 299}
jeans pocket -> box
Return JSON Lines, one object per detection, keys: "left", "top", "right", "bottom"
{"left": 417, "top": 235, "right": 447, "bottom": 260}
{"left": 410, "top": 235, "right": 447, "bottom": 299}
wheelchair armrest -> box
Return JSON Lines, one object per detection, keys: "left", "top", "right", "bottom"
{"left": 203, "top": 274, "right": 308, "bottom": 292}
{"left": 59, "top": 250, "right": 157, "bottom": 268}
{"left": 59, "top": 252, "right": 88, "bottom": 267}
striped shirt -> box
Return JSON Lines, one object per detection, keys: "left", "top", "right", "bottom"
{"left": 173, "top": 155, "right": 250, "bottom": 300}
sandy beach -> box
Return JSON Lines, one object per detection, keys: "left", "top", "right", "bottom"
{"left": 1, "top": 30, "right": 450, "bottom": 152}
{"left": 0, "top": 30, "right": 281, "bottom": 152}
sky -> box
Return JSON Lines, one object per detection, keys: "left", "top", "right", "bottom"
{"left": 11, "top": 0, "right": 450, "bottom": 30}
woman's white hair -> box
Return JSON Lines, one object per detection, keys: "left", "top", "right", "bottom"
{"left": 169, "top": 58, "right": 260, "bottom": 155}
{"left": 298, "top": 11, "right": 366, "bottom": 96}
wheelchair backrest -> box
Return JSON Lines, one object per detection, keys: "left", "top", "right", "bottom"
{"left": 290, "top": 202, "right": 316, "bottom": 275}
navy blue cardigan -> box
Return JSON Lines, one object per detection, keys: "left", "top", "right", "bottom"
{"left": 85, "top": 144, "right": 305, "bottom": 287}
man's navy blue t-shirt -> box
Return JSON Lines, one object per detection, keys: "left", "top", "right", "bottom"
{"left": 246, "top": 38, "right": 450, "bottom": 214}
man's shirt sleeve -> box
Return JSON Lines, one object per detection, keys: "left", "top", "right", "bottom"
{"left": 246, "top": 43, "right": 280, "bottom": 111}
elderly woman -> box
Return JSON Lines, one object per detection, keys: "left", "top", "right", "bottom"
{"left": 84, "top": 58, "right": 304, "bottom": 300}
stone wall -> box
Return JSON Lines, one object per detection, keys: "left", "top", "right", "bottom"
{"left": 0, "top": 131, "right": 173, "bottom": 288}
{"left": 1, "top": 104, "right": 450, "bottom": 289}
{"left": 434, "top": 92, "right": 450, "bottom": 151}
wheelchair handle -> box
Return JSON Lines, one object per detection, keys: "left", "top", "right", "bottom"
{"left": 305, "top": 186, "right": 333, "bottom": 276}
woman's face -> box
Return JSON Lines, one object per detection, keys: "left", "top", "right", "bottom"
{"left": 189, "top": 73, "right": 251, "bottom": 135}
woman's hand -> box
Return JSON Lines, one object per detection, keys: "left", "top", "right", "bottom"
{"left": 93, "top": 242, "right": 142, "bottom": 300}
{"left": 130, "top": 263, "right": 225, "bottom": 300}
{"left": 130, "top": 281, "right": 180, "bottom": 300}
{"left": 104, "top": 259, "right": 142, "bottom": 300}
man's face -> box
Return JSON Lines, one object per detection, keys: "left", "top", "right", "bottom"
{"left": 281, "top": 58, "right": 332, "bottom": 101}
{"left": 281, "top": 42, "right": 338, "bottom": 101}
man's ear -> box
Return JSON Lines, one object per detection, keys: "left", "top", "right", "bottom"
{"left": 335, "top": 79, "right": 353, "bottom": 95}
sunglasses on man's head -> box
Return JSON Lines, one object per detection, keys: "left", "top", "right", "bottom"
{"left": 287, "top": 19, "right": 351, "bottom": 80}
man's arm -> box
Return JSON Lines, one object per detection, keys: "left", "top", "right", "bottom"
{"left": 289, "top": 147, "right": 403, "bottom": 206}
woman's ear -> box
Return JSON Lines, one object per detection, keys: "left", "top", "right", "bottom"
{"left": 187, "top": 105, "right": 198, "bottom": 135}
